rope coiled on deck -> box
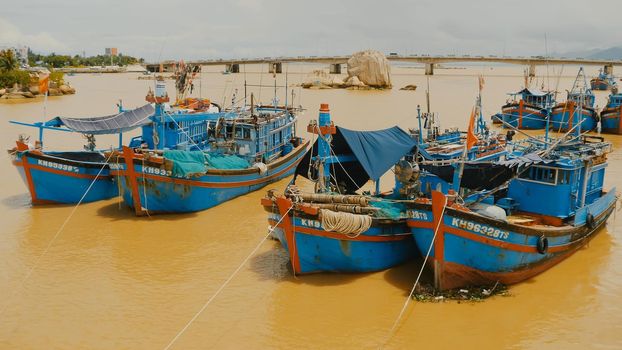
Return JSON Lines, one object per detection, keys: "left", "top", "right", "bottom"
{"left": 319, "top": 209, "right": 372, "bottom": 237}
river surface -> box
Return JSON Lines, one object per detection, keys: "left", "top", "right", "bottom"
{"left": 1, "top": 64, "right": 621, "bottom": 349}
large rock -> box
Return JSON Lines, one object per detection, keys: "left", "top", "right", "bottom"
{"left": 0, "top": 88, "right": 6, "bottom": 96}
{"left": 59, "top": 85, "right": 76, "bottom": 94}
{"left": 6, "top": 92, "right": 26, "bottom": 99}
{"left": 48, "top": 88, "right": 63, "bottom": 96}
{"left": 301, "top": 70, "right": 336, "bottom": 89}
{"left": 346, "top": 50, "right": 392, "bottom": 88}
{"left": 29, "top": 86, "right": 40, "bottom": 95}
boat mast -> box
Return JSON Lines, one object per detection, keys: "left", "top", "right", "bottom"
{"left": 311, "top": 104, "right": 336, "bottom": 193}
{"left": 416, "top": 105, "right": 423, "bottom": 145}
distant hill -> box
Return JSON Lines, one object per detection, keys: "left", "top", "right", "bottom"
{"left": 554, "top": 46, "right": 622, "bottom": 60}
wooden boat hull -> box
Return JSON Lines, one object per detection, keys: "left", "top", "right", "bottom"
{"left": 601, "top": 106, "right": 622, "bottom": 134}
{"left": 10, "top": 151, "right": 118, "bottom": 205}
{"left": 264, "top": 197, "right": 416, "bottom": 274}
{"left": 501, "top": 101, "right": 548, "bottom": 130}
{"left": 550, "top": 101, "right": 597, "bottom": 132}
{"left": 112, "top": 141, "right": 309, "bottom": 214}
{"left": 407, "top": 190, "right": 616, "bottom": 290}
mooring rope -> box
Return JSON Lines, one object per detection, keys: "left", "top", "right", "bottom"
{"left": 0, "top": 150, "right": 115, "bottom": 316}
{"left": 162, "top": 204, "right": 295, "bottom": 350}
{"left": 320, "top": 209, "right": 372, "bottom": 237}
{"left": 380, "top": 194, "right": 448, "bottom": 348}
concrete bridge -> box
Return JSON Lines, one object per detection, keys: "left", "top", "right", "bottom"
{"left": 145, "top": 54, "right": 622, "bottom": 76}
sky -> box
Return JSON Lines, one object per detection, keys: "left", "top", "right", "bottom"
{"left": 0, "top": 0, "right": 619, "bottom": 61}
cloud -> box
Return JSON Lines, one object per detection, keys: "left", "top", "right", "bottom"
{"left": 0, "top": 18, "right": 67, "bottom": 52}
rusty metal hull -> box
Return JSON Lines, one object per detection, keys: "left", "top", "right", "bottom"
{"left": 407, "top": 190, "right": 616, "bottom": 290}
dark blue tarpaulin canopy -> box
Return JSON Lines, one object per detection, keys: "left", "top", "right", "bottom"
{"left": 294, "top": 126, "right": 416, "bottom": 193}
{"left": 45, "top": 104, "right": 155, "bottom": 135}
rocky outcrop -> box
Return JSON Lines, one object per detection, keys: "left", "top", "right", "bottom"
{"left": 300, "top": 50, "right": 392, "bottom": 90}
{"left": 400, "top": 84, "right": 417, "bottom": 91}
{"left": 346, "top": 50, "right": 392, "bottom": 88}
{"left": 59, "top": 84, "right": 76, "bottom": 94}
{"left": 300, "top": 70, "right": 336, "bottom": 89}
{"left": 0, "top": 79, "right": 76, "bottom": 100}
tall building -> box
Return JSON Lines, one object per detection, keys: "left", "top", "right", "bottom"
{"left": 105, "top": 47, "right": 118, "bottom": 56}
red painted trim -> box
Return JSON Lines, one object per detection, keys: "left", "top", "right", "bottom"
{"left": 409, "top": 217, "right": 574, "bottom": 254}
{"left": 20, "top": 154, "right": 39, "bottom": 204}
{"left": 122, "top": 147, "right": 145, "bottom": 216}
{"left": 269, "top": 219, "right": 411, "bottom": 242}
{"left": 113, "top": 154, "right": 300, "bottom": 189}
{"left": 275, "top": 197, "right": 301, "bottom": 274}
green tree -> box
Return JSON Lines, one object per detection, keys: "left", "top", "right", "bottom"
{"left": 0, "top": 50, "right": 19, "bottom": 72}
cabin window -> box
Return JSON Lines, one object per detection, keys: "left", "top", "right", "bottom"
{"left": 243, "top": 128, "right": 251, "bottom": 139}
{"left": 558, "top": 170, "right": 572, "bottom": 184}
{"left": 519, "top": 166, "right": 557, "bottom": 184}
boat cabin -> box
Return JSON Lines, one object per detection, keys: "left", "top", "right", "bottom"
{"left": 511, "top": 88, "right": 555, "bottom": 109}
{"left": 606, "top": 93, "right": 622, "bottom": 108}
{"left": 504, "top": 141, "right": 610, "bottom": 220}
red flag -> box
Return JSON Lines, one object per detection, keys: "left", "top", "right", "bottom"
{"left": 466, "top": 107, "right": 479, "bottom": 151}
{"left": 38, "top": 73, "right": 49, "bottom": 94}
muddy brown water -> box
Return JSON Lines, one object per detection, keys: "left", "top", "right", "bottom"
{"left": 1, "top": 65, "right": 621, "bottom": 349}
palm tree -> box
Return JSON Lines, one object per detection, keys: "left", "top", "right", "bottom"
{"left": 0, "top": 50, "right": 19, "bottom": 72}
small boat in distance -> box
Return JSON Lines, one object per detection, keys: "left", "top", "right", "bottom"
{"left": 590, "top": 68, "right": 618, "bottom": 91}
{"left": 261, "top": 104, "right": 418, "bottom": 274}
{"left": 550, "top": 67, "right": 598, "bottom": 132}
{"left": 498, "top": 88, "right": 555, "bottom": 130}
{"left": 600, "top": 92, "right": 622, "bottom": 134}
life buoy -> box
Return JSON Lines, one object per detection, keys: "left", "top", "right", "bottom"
{"left": 536, "top": 235, "right": 548, "bottom": 254}
{"left": 586, "top": 213, "right": 595, "bottom": 229}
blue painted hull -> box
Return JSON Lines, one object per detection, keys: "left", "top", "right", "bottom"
{"left": 550, "top": 102, "right": 597, "bottom": 132}
{"left": 114, "top": 142, "right": 308, "bottom": 214}
{"left": 266, "top": 212, "right": 416, "bottom": 274}
{"left": 601, "top": 106, "right": 622, "bottom": 134}
{"left": 501, "top": 102, "right": 548, "bottom": 129}
{"left": 591, "top": 79, "right": 614, "bottom": 91}
{"left": 407, "top": 190, "right": 616, "bottom": 290}
{"left": 11, "top": 151, "right": 118, "bottom": 205}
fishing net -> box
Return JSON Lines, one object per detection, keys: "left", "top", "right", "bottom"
{"left": 163, "top": 150, "right": 207, "bottom": 177}
{"left": 205, "top": 153, "right": 250, "bottom": 170}
{"left": 370, "top": 200, "right": 406, "bottom": 219}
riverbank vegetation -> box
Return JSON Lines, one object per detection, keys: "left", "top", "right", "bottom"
{"left": 28, "top": 50, "right": 144, "bottom": 68}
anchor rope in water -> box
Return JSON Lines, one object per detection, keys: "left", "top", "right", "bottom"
{"left": 381, "top": 195, "right": 448, "bottom": 349}
{"left": 0, "top": 150, "right": 115, "bottom": 316}
{"left": 162, "top": 204, "right": 295, "bottom": 350}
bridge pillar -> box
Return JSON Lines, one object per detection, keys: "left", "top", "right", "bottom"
{"left": 226, "top": 64, "right": 240, "bottom": 73}
{"left": 329, "top": 63, "right": 342, "bottom": 74}
{"left": 528, "top": 64, "right": 536, "bottom": 77}
{"left": 269, "top": 62, "right": 282, "bottom": 74}
{"left": 425, "top": 63, "right": 434, "bottom": 75}
{"left": 604, "top": 64, "right": 613, "bottom": 75}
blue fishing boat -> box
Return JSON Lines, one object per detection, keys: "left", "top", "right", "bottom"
{"left": 499, "top": 88, "right": 555, "bottom": 130}
{"left": 8, "top": 104, "right": 155, "bottom": 204}
{"left": 406, "top": 132, "right": 616, "bottom": 290}
{"left": 590, "top": 68, "right": 617, "bottom": 91}
{"left": 550, "top": 68, "right": 598, "bottom": 132}
{"left": 261, "top": 104, "right": 418, "bottom": 274}
{"left": 412, "top": 100, "right": 511, "bottom": 198}
{"left": 411, "top": 95, "right": 508, "bottom": 163}
{"left": 600, "top": 93, "right": 622, "bottom": 134}
{"left": 111, "top": 86, "right": 309, "bottom": 215}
